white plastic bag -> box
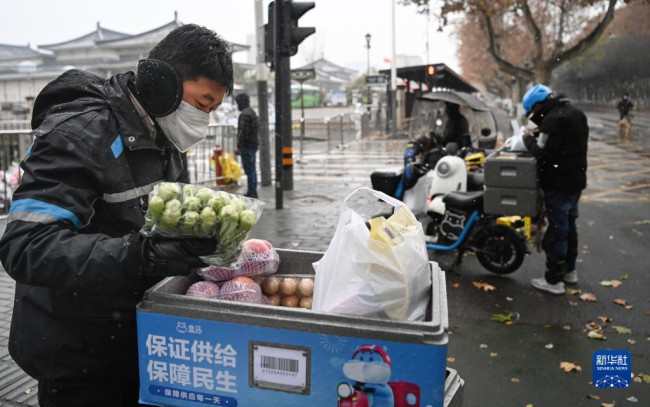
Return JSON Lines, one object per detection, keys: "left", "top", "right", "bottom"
{"left": 312, "top": 187, "right": 432, "bottom": 321}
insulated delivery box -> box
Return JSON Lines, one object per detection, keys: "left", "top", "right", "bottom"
{"left": 136, "top": 249, "right": 451, "bottom": 407}
{"left": 483, "top": 150, "right": 541, "bottom": 216}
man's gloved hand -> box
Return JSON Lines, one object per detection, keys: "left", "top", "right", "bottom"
{"left": 140, "top": 234, "right": 217, "bottom": 277}
{"left": 523, "top": 134, "right": 537, "bottom": 152}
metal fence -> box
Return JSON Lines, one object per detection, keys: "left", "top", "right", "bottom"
{"left": 0, "top": 122, "right": 237, "bottom": 214}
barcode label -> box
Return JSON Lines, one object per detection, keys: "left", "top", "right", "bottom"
{"left": 251, "top": 343, "right": 310, "bottom": 394}
{"left": 261, "top": 356, "right": 299, "bottom": 373}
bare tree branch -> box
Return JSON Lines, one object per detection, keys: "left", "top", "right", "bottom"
{"left": 553, "top": 0, "right": 567, "bottom": 57}
{"left": 519, "top": 0, "right": 544, "bottom": 61}
{"left": 546, "top": 0, "right": 617, "bottom": 70}
{"left": 481, "top": 8, "right": 535, "bottom": 80}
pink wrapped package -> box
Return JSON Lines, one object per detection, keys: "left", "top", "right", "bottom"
{"left": 185, "top": 281, "right": 220, "bottom": 298}
{"left": 217, "top": 276, "right": 263, "bottom": 304}
{"left": 197, "top": 239, "right": 280, "bottom": 281}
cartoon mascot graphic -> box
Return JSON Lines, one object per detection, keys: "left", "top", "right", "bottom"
{"left": 337, "top": 345, "right": 420, "bottom": 407}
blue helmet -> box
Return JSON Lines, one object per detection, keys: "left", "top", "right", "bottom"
{"left": 522, "top": 84, "right": 552, "bottom": 116}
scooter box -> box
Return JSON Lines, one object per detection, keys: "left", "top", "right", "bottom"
{"left": 371, "top": 167, "right": 403, "bottom": 196}
{"left": 137, "top": 249, "right": 449, "bottom": 407}
{"left": 484, "top": 186, "right": 541, "bottom": 216}
{"left": 484, "top": 151, "right": 537, "bottom": 189}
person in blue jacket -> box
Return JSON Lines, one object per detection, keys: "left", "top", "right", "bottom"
{"left": 522, "top": 84, "right": 589, "bottom": 295}
{"left": 0, "top": 25, "right": 233, "bottom": 406}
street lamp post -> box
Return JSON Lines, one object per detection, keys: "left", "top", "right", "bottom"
{"left": 365, "top": 33, "right": 371, "bottom": 115}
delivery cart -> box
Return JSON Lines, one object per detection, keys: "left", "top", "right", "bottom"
{"left": 136, "top": 248, "right": 463, "bottom": 406}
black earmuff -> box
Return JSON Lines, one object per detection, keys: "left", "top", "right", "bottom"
{"left": 135, "top": 59, "right": 183, "bottom": 117}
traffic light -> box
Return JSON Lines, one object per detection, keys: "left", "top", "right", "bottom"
{"left": 278, "top": 1, "right": 315, "bottom": 57}
{"left": 426, "top": 64, "right": 436, "bottom": 88}
{"left": 264, "top": 2, "right": 276, "bottom": 70}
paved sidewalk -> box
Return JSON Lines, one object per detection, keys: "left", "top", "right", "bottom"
{"left": 0, "top": 132, "right": 648, "bottom": 406}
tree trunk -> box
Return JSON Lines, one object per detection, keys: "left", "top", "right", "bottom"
{"left": 534, "top": 67, "right": 552, "bottom": 85}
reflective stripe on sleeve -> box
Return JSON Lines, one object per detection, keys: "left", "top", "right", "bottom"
{"left": 8, "top": 198, "right": 83, "bottom": 228}
{"left": 101, "top": 180, "right": 161, "bottom": 203}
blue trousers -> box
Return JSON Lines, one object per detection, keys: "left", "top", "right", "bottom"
{"left": 543, "top": 191, "right": 581, "bottom": 284}
{"left": 240, "top": 148, "right": 258, "bottom": 195}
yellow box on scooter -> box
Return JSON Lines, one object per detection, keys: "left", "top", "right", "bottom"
{"left": 497, "top": 215, "right": 532, "bottom": 240}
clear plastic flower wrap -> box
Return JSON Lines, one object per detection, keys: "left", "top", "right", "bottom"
{"left": 217, "top": 276, "right": 263, "bottom": 304}
{"left": 141, "top": 182, "right": 264, "bottom": 265}
{"left": 197, "top": 239, "right": 280, "bottom": 282}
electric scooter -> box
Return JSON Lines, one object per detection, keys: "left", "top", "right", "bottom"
{"left": 425, "top": 190, "right": 528, "bottom": 274}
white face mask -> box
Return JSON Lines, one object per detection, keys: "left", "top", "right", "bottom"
{"left": 156, "top": 101, "right": 210, "bottom": 152}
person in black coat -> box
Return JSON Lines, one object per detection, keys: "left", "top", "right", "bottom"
{"left": 235, "top": 93, "right": 260, "bottom": 198}
{"left": 521, "top": 84, "right": 589, "bottom": 295}
{"left": 616, "top": 93, "right": 634, "bottom": 142}
{"left": 441, "top": 102, "right": 471, "bottom": 148}
{"left": 0, "top": 25, "right": 233, "bottom": 406}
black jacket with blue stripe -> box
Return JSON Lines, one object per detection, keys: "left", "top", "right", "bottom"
{"left": 0, "top": 70, "right": 185, "bottom": 384}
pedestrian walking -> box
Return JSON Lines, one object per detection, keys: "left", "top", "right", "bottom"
{"left": 0, "top": 24, "right": 233, "bottom": 406}
{"left": 521, "top": 84, "right": 589, "bottom": 295}
{"left": 235, "top": 93, "right": 260, "bottom": 198}
{"left": 616, "top": 93, "right": 634, "bottom": 142}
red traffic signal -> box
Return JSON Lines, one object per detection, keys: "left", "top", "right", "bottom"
{"left": 427, "top": 65, "right": 435, "bottom": 76}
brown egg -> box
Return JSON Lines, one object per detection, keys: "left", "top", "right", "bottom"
{"left": 268, "top": 294, "right": 282, "bottom": 306}
{"left": 299, "top": 296, "right": 312, "bottom": 309}
{"left": 261, "top": 276, "right": 281, "bottom": 295}
{"left": 281, "top": 294, "right": 300, "bottom": 307}
{"left": 298, "top": 278, "right": 314, "bottom": 297}
{"left": 280, "top": 278, "right": 299, "bottom": 296}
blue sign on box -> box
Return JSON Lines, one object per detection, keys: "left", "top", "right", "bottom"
{"left": 137, "top": 311, "right": 447, "bottom": 406}
{"left": 592, "top": 350, "right": 631, "bottom": 388}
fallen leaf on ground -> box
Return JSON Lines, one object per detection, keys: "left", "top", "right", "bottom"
{"left": 490, "top": 352, "right": 498, "bottom": 357}
{"left": 586, "top": 394, "right": 601, "bottom": 400}
{"left": 638, "top": 373, "right": 650, "bottom": 384}
{"left": 600, "top": 280, "right": 622, "bottom": 288}
{"left": 447, "top": 357, "right": 455, "bottom": 363}
{"left": 506, "top": 296, "right": 514, "bottom": 302}
{"left": 613, "top": 299, "right": 632, "bottom": 309}
{"left": 587, "top": 321, "right": 602, "bottom": 331}
{"left": 451, "top": 283, "right": 460, "bottom": 288}
{"left": 566, "top": 287, "right": 582, "bottom": 295}
{"left": 626, "top": 396, "right": 638, "bottom": 402}
{"left": 472, "top": 281, "right": 496, "bottom": 292}
{"left": 588, "top": 331, "right": 607, "bottom": 340}
{"left": 580, "top": 292, "right": 598, "bottom": 302}
{"left": 601, "top": 402, "right": 615, "bottom": 407}
{"left": 511, "top": 377, "right": 520, "bottom": 383}
{"left": 597, "top": 316, "right": 612, "bottom": 324}
{"left": 632, "top": 220, "right": 650, "bottom": 225}
{"left": 569, "top": 301, "right": 578, "bottom": 306}
{"left": 525, "top": 404, "right": 533, "bottom": 407}
{"left": 480, "top": 344, "right": 488, "bottom": 349}
{"left": 620, "top": 274, "right": 629, "bottom": 280}
{"left": 560, "top": 361, "right": 582, "bottom": 372}
{"left": 563, "top": 325, "right": 571, "bottom": 331}
{"left": 545, "top": 343, "right": 554, "bottom": 349}
{"left": 612, "top": 325, "right": 631, "bottom": 334}
{"left": 628, "top": 339, "right": 637, "bottom": 345}
{"left": 490, "top": 313, "right": 514, "bottom": 323}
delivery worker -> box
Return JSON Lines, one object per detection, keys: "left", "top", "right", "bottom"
{"left": 0, "top": 24, "right": 233, "bottom": 406}
{"left": 521, "top": 84, "right": 589, "bottom": 295}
